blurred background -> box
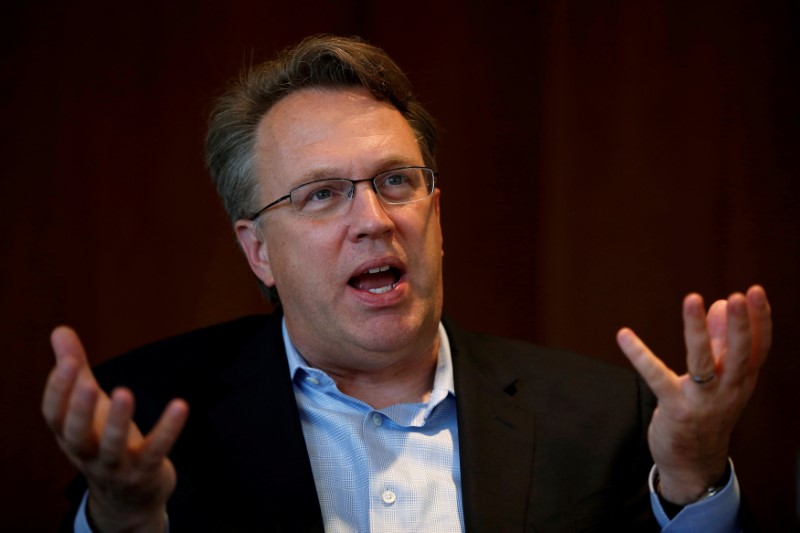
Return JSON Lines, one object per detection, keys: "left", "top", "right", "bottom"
{"left": 3, "top": 0, "right": 798, "bottom": 529}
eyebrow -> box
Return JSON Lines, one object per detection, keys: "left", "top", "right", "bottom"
{"left": 293, "top": 157, "right": 423, "bottom": 187}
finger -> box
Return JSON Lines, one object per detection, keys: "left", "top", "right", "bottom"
{"left": 97, "top": 388, "right": 135, "bottom": 468}
{"left": 721, "top": 293, "right": 752, "bottom": 386}
{"left": 51, "top": 326, "right": 91, "bottom": 371}
{"left": 682, "top": 294, "right": 716, "bottom": 381}
{"left": 617, "top": 328, "right": 678, "bottom": 398}
{"left": 44, "top": 326, "right": 90, "bottom": 431}
{"left": 746, "top": 285, "right": 772, "bottom": 371}
{"left": 42, "top": 358, "right": 79, "bottom": 433}
{"left": 138, "top": 399, "right": 189, "bottom": 470}
{"left": 62, "top": 375, "right": 101, "bottom": 459}
{"left": 706, "top": 300, "right": 728, "bottom": 359}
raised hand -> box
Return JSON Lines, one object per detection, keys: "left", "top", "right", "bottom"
{"left": 42, "top": 326, "right": 189, "bottom": 531}
{"left": 616, "top": 285, "right": 771, "bottom": 504}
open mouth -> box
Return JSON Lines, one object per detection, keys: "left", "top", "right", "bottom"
{"left": 348, "top": 265, "right": 403, "bottom": 294}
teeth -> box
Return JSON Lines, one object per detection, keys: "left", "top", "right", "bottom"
{"left": 368, "top": 285, "right": 391, "bottom": 294}
{"left": 367, "top": 265, "right": 391, "bottom": 274}
{"left": 367, "top": 281, "right": 398, "bottom": 295}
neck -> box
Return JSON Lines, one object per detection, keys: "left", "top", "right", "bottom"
{"left": 303, "top": 337, "right": 440, "bottom": 410}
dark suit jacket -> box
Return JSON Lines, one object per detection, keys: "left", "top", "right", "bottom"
{"left": 66, "top": 312, "right": 659, "bottom": 532}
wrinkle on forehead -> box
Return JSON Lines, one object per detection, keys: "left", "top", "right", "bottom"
{"left": 254, "top": 87, "right": 424, "bottom": 195}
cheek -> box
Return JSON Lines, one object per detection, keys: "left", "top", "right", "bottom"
{"left": 419, "top": 207, "right": 443, "bottom": 250}
{"left": 271, "top": 225, "right": 342, "bottom": 286}
{"left": 400, "top": 209, "right": 443, "bottom": 269}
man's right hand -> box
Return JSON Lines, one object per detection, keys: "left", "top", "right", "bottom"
{"left": 42, "top": 326, "right": 189, "bottom": 532}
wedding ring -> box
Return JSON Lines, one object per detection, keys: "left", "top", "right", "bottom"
{"left": 690, "top": 372, "right": 716, "bottom": 385}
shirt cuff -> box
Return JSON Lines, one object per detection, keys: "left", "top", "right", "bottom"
{"left": 74, "top": 491, "right": 94, "bottom": 533}
{"left": 649, "top": 460, "right": 740, "bottom": 532}
{"left": 72, "top": 490, "right": 171, "bottom": 533}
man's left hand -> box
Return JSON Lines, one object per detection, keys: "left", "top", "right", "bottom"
{"left": 616, "top": 285, "right": 771, "bottom": 505}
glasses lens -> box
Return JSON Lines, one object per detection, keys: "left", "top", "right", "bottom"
{"left": 375, "top": 168, "right": 433, "bottom": 204}
{"left": 286, "top": 169, "right": 435, "bottom": 218}
{"left": 290, "top": 179, "right": 352, "bottom": 217}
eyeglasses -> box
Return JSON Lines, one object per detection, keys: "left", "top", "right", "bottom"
{"left": 248, "top": 166, "right": 437, "bottom": 220}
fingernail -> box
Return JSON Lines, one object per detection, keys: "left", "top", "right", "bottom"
{"left": 751, "top": 287, "right": 766, "bottom": 305}
{"left": 617, "top": 329, "right": 634, "bottom": 348}
{"left": 686, "top": 298, "right": 703, "bottom": 317}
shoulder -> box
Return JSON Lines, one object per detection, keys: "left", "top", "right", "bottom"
{"left": 443, "top": 317, "right": 654, "bottom": 415}
{"left": 445, "top": 318, "right": 656, "bottom": 507}
{"left": 445, "top": 317, "right": 635, "bottom": 383}
{"left": 92, "top": 313, "right": 283, "bottom": 399}
{"left": 89, "top": 313, "right": 286, "bottom": 433}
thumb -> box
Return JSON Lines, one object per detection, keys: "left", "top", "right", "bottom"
{"left": 51, "top": 326, "right": 92, "bottom": 376}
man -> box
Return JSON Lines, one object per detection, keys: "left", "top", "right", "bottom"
{"left": 43, "top": 35, "right": 771, "bottom": 531}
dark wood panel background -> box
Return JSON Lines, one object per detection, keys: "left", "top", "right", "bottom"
{"left": 3, "top": 1, "right": 798, "bottom": 529}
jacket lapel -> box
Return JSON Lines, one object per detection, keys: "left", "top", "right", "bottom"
{"left": 208, "top": 313, "right": 324, "bottom": 532}
{"left": 446, "top": 320, "right": 537, "bottom": 532}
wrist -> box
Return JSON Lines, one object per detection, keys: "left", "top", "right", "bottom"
{"left": 654, "top": 461, "right": 730, "bottom": 506}
{"left": 87, "top": 493, "right": 167, "bottom": 533}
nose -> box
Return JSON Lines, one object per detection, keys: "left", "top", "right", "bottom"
{"left": 346, "top": 180, "right": 395, "bottom": 241}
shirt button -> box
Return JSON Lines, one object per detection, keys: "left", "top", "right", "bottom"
{"left": 381, "top": 489, "right": 396, "bottom": 504}
{"left": 304, "top": 376, "right": 320, "bottom": 385}
{"left": 371, "top": 413, "right": 383, "bottom": 427}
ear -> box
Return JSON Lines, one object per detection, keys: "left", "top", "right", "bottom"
{"left": 433, "top": 188, "right": 444, "bottom": 257}
{"left": 234, "top": 219, "right": 276, "bottom": 287}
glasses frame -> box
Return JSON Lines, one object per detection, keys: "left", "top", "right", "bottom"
{"left": 247, "top": 166, "right": 438, "bottom": 221}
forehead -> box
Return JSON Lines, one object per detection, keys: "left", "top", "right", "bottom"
{"left": 254, "top": 88, "right": 423, "bottom": 192}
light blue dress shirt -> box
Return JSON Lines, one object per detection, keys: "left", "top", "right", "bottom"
{"left": 285, "top": 321, "right": 463, "bottom": 533}
{"left": 74, "top": 320, "right": 741, "bottom": 532}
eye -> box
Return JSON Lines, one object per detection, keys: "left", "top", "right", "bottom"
{"left": 377, "top": 169, "right": 423, "bottom": 202}
{"left": 384, "top": 173, "right": 409, "bottom": 186}
{"left": 292, "top": 180, "right": 350, "bottom": 214}
{"left": 300, "top": 184, "right": 338, "bottom": 207}
{"left": 309, "top": 188, "right": 333, "bottom": 202}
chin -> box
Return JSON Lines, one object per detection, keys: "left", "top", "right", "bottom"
{"left": 355, "top": 310, "right": 438, "bottom": 354}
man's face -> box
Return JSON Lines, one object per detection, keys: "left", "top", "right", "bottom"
{"left": 236, "top": 88, "right": 443, "bottom": 371}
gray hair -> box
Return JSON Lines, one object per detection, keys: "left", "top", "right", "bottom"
{"left": 205, "top": 34, "right": 439, "bottom": 224}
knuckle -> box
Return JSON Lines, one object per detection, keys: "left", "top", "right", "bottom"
{"left": 669, "top": 406, "right": 695, "bottom": 425}
{"left": 61, "top": 439, "right": 96, "bottom": 462}
{"left": 97, "top": 454, "right": 123, "bottom": 471}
